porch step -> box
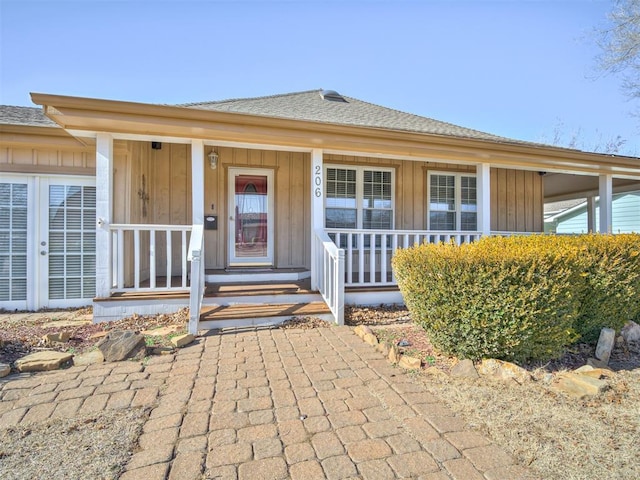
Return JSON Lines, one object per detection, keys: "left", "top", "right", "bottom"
{"left": 198, "top": 301, "right": 333, "bottom": 329}
{"left": 205, "top": 268, "right": 310, "bottom": 284}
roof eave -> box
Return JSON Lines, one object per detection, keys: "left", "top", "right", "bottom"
{"left": 29, "top": 92, "right": 640, "bottom": 178}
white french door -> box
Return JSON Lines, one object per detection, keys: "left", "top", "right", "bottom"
{"left": 0, "top": 175, "right": 96, "bottom": 311}
{"left": 228, "top": 168, "right": 274, "bottom": 266}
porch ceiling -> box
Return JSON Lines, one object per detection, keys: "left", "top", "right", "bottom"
{"left": 30, "top": 92, "right": 640, "bottom": 179}
{"left": 544, "top": 173, "right": 640, "bottom": 202}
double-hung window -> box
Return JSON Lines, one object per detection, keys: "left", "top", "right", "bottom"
{"left": 325, "top": 165, "right": 393, "bottom": 246}
{"left": 428, "top": 172, "right": 477, "bottom": 231}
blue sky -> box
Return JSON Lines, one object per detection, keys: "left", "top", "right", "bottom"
{"left": 1, "top": 0, "right": 638, "bottom": 155}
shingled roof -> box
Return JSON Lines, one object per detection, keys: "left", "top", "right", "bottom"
{"left": 182, "top": 89, "right": 520, "bottom": 144}
{"left": 0, "top": 105, "right": 58, "bottom": 128}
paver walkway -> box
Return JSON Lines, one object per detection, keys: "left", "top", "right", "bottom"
{"left": 0, "top": 325, "right": 536, "bottom": 479}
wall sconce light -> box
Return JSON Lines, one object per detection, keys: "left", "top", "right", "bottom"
{"left": 208, "top": 150, "right": 219, "bottom": 170}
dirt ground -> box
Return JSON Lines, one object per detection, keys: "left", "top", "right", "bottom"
{"left": 1, "top": 306, "right": 639, "bottom": 480}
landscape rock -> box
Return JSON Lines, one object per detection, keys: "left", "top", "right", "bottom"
{"left": 587, "top": 357, "right": 611, "bottom": 369}
{"left": 170, "top": 333, "right": 195, "bottom": 348}
{"left": 595, "top": 327, "right": 616, "bottom": 364}
{"left": 363, "top": 333, "right": 379, "bottom": 346}
{"left": 388, "top": 344, "right": 400, "bottom": 364}
{"left": 152, "top": 346, "right": 175, "bottom": 355}
{"left": 398, "top": 355, "right": 421, "bottom": 369}
{"left": 574, "top": 365, "right": 614, "bottom": 380}
{"left": 42, "top": 331, "right": 71, "bottom": 345}
{"left": 14, "top": 351, "right": 74, "bottom": 372}
{"left": 0, "top": 362, "right": 10, "bottom": 377}
{"left": 96, "top": 330, "right": 146, "bottom": 362}
{"left": 73, "top": 349, "right": 105, "bottom": 366}
{"left": 377, "top": 341, "right": 391, "bottom": 356}
{"left": 478, "top": 358, "right": 532, "bottom": 384}
{"left": 621, "top": 321, "right": 640, "bottom": 343}
{"left": 553, "top": 372, "right": 608, "bottom": 398}
{"left": 354, "top": 325, "right": 374, "bottom": 339}
{"left": 450, "top": 359, "right": 479, "bottom": 379}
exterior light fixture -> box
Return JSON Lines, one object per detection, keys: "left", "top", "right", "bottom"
{"left": 208, "top": 150, "right": 219, "bottom": 170}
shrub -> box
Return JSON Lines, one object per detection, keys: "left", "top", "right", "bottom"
{"left": 392, "top": 234, "right": 640, "bottom": 362}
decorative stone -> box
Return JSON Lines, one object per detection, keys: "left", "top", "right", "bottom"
{"left": 42, "top": 331, "right": 71, "bottom": 345}
{"left": 96, "top": 330, "right": 146, "bottom": 362}
{"left": 388, "top": 344, "right": 400, "bottom": 364}
{"left": 90, "top": 331, "right": 108, "bottom": 340}
{"left": 0, "top": 363, "right": 10, "bottom": 377}
{"left": 14, "top": 351, "right": 74, "bottom": 372}
{"left": 587, "top": 357, "right": 610, "bottom": 369}
{"left": 377, "top": 341, "right": 391, "bottom": 356}
{"left": 595, "top": 327, "right": 616, "bottom": 364}
{"left": 621, "top": 320, "right": 640, "bottom": 343}
{"left": 363, "top": 333, "right": 379, "bottom": 346}
{"left": 152, "top": 346, "right": 175, "bottom": 355}
{"left": 354, "top": 325, "right": 374, "bottom": 339}
{"left": 553, "top": 372, "right": 608, "bottom": 398}
{"left": 574, "top": 365, "right": 614, "bottom": 379}
{"left": 478, "top": 358, "right": 531, "bottom": 384}
{"left": 73, "top": 349, "right": 105, "bottom": 366}
{"left": 398, "top": 355, "right": 421, "bottom": 370}
{"left": 171, "top": 333, "right": 195, "bottom": 348}
{"left": 450, "top": 359, "right": 479, "bottom": 379}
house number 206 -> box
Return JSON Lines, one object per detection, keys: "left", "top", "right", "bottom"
{"left": 314, "top": 165, "right": 322, "bottom": 197}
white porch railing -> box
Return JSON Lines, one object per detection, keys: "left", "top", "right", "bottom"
{"left": 109, "top": 224, "right": 192, "bottom": 292}
{"left": 187, "top": 224, "right": 204, "bottom": 335}
{"left": 325, "top": 228, "right": 481, "bottom": 287}
{"left": 314, "top": 229, "right": 345, "bottom": 325}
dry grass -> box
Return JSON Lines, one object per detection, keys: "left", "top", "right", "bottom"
{"left": 0, "top": 408, "right": 149, "bottom": 480}
{"left": 420, "top": 369, "right": 640, "bottom": 480}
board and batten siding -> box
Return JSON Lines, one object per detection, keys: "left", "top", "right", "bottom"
{"left": 324, "top": 154, "right": 544, "bottom": 233}
{"left": 0, "top": 145, "right": 95, "bottom": 175}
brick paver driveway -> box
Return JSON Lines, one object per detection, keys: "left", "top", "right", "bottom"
{"left": 1, "top": 325, "right": 535, "bottom": 479}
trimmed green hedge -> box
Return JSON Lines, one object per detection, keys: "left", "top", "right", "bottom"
{"left": 392, "top": 234, "right": 640, "bottom": 362}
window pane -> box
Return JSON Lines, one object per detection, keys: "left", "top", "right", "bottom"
{"left": 430, "top": 175, "right": 455, "bottom": 211}
{"left": 325, "top": 168, "right": 358, "bottom": 227}
{"left": 326, "top": 208, "right": 357, "bottom": 229}
{"left": 363, "top": 170, "right": 391, "bottom": 209}
{"left": 461, "top": 212, "right": 477, "bottom": 231}
{"left": 430, "top": 211, "right": 455, "bottom": 230}
{"left": 363, "top": 210, "right": 392, "bottom": 230}
{"left": 461, "top": 176, "right": 477, "bottom": 209}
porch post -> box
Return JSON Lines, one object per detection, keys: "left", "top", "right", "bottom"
{"left": 310, "top": 148, "right": 324, "bottom": 290}
{"left": 95, "top": 133, "right": 113, "bottom": 298}
{"left": 191, "top": 140, "right": 205, "bottom": 226}
{"left": 586, "top": 196, "right": 597, "bottom": 233}
{"left": 598, "top": 174, "right": 613, "bottom": 234}
{"left": 476, "top": 163, "right": 491, "bottom": 236}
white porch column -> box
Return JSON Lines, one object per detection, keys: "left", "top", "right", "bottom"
{"left": 586, "top": 196, "right": 597, "bottom": 233}
{"left": 599, "top": 174, "right": 613, "bottom": 234}
{"left": 310, "top": 148, "right": 324, "bottom": 290}
{"left": 191, "top": 140, "right": 205, "bottom": 226}
{"left": 95, "top": 133, "right": 113, "bottom": 298}
{"left": 476, "top": 163, "right": 491, "bottom": 236}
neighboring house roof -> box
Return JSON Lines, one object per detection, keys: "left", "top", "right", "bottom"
{"left": 182, "top": 89, "right": 529, "bottom": 145}
{"left": 544, "top": 198, "right": 585, "bottom": 218}
{"left": 0, "top": 105, "right": 58, "bottom": 128}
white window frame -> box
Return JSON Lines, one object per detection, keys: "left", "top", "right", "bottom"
{"left": 324, "top": 164, "right": 395, "bottom": 230}
{"left": 427, "top": 171, "right": 477, "bottom": 231}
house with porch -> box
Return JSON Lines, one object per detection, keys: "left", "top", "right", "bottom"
{"left": 2, "top": 89, "right": 640, "bottom": 333}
